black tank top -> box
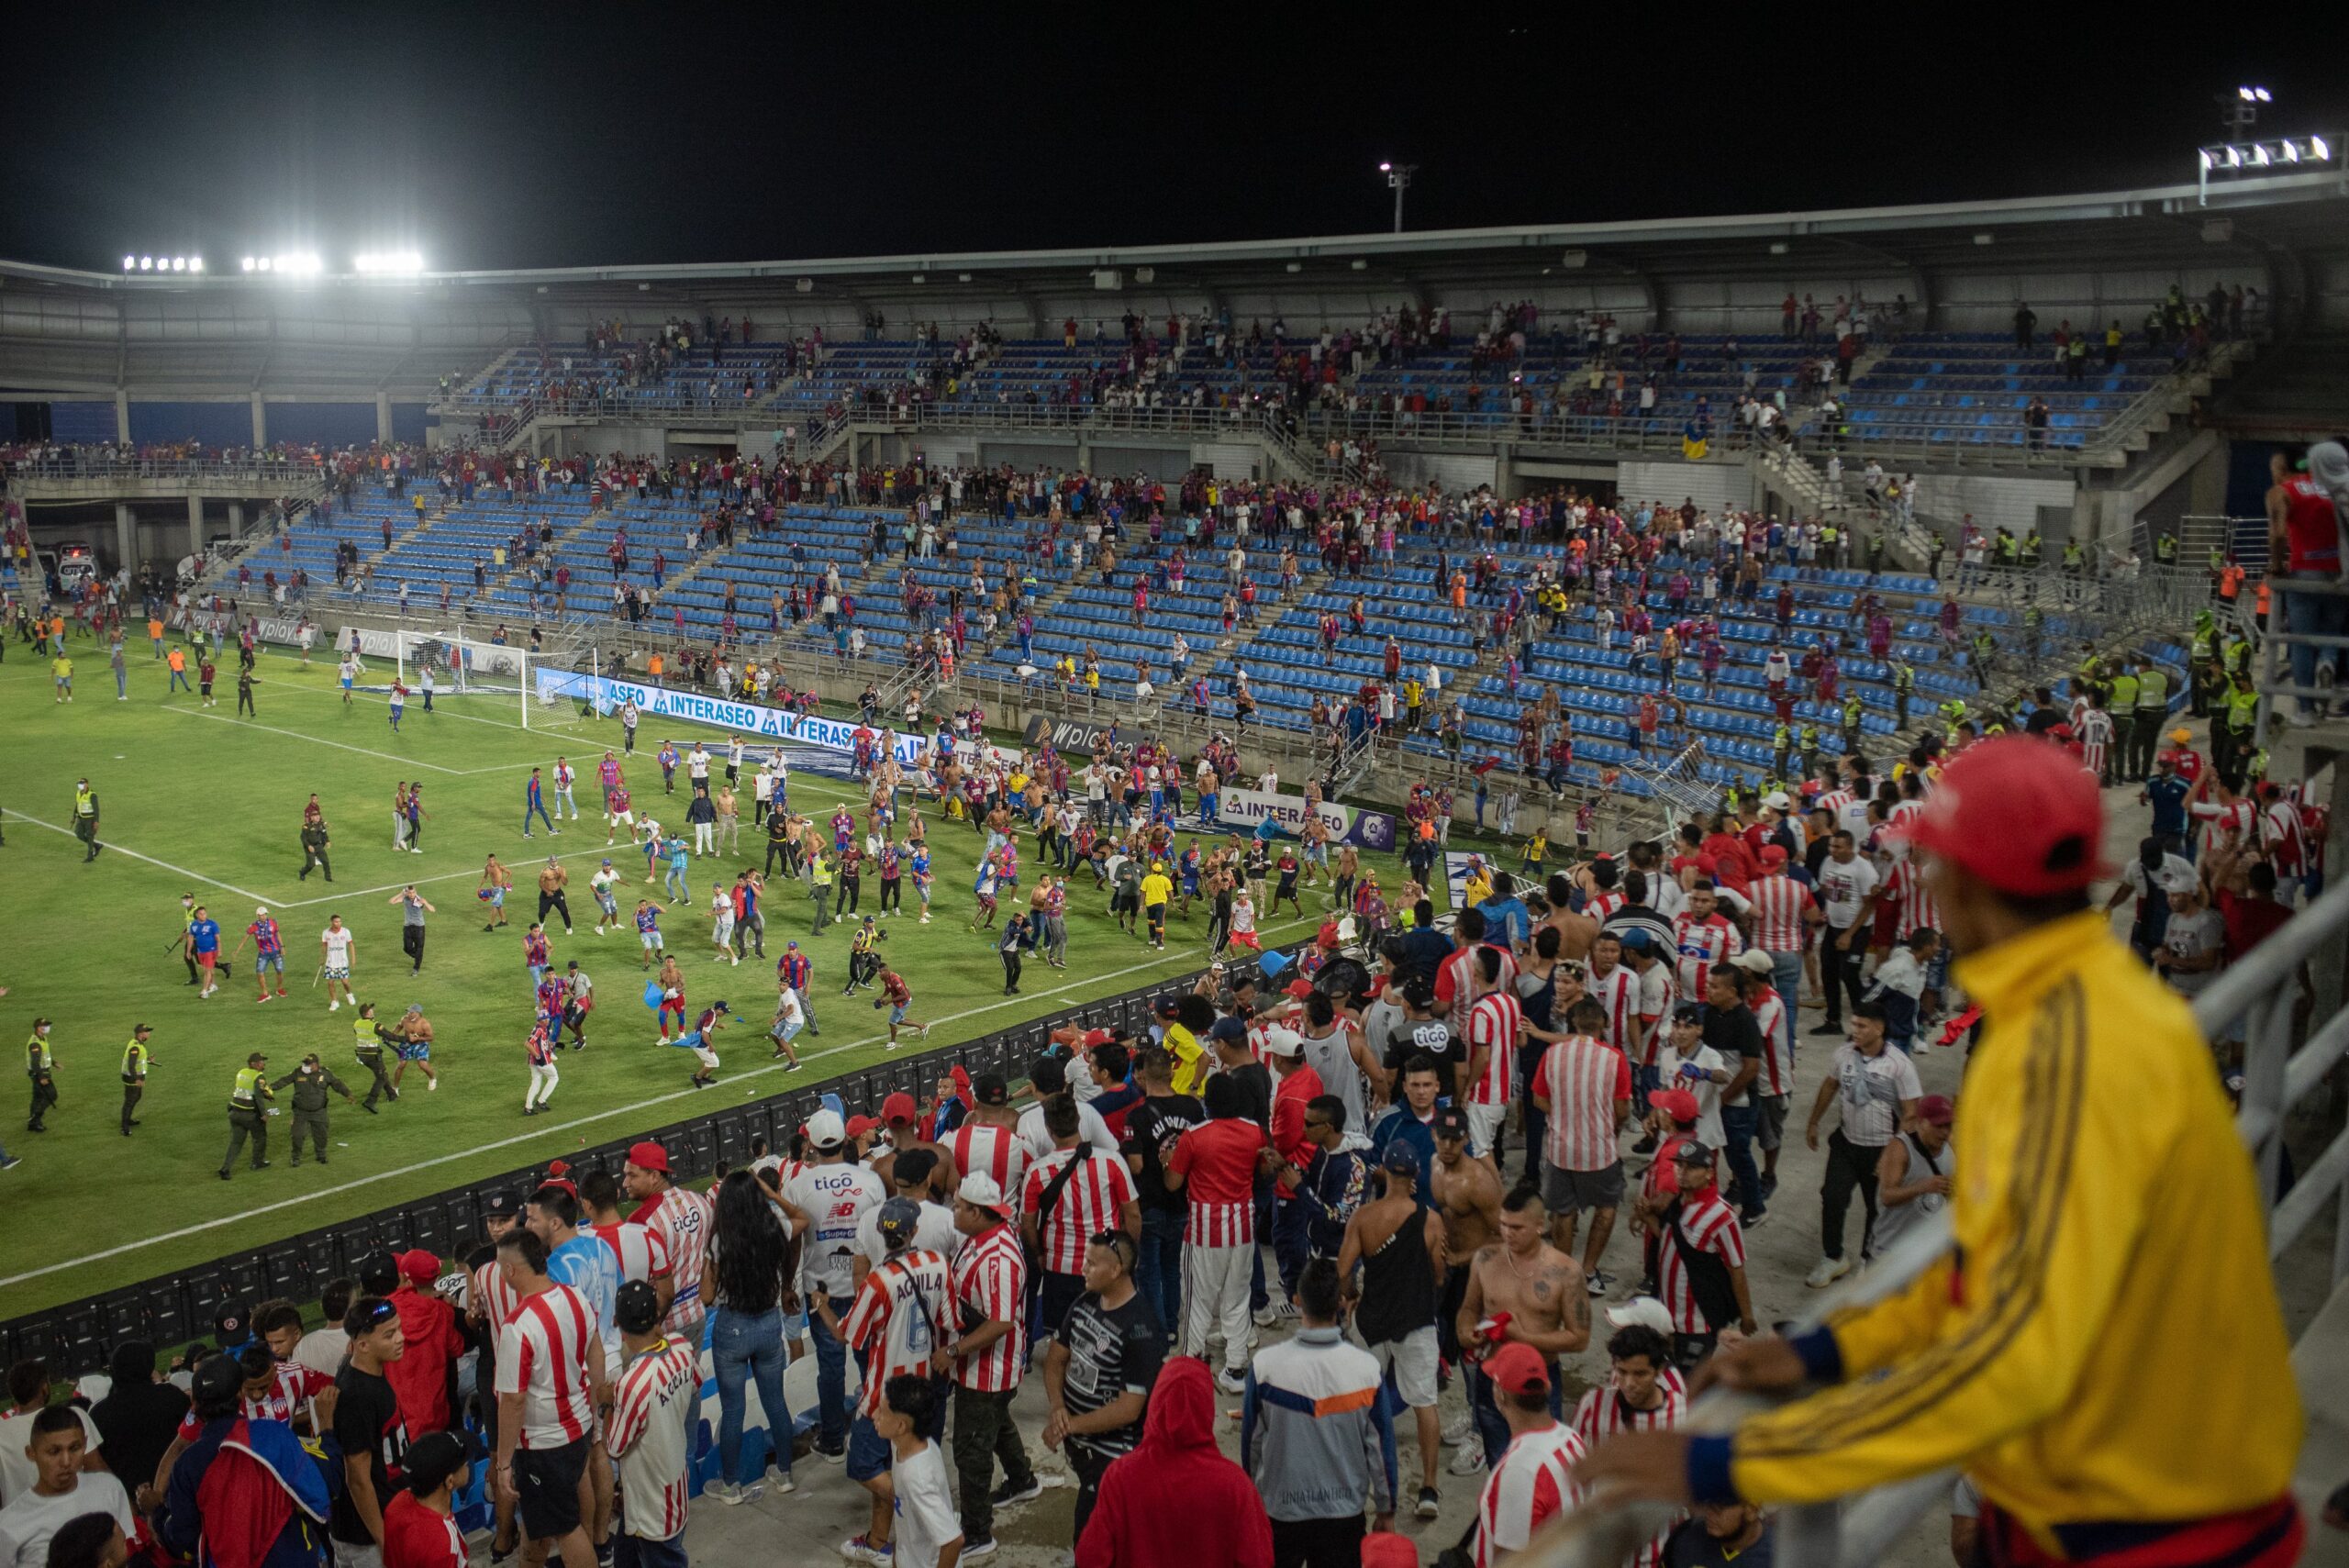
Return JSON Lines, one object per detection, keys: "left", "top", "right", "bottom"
{"left": 1357, "top": 1199, "right": 1438, "bottom": 1347}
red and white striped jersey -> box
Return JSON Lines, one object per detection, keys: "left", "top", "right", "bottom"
{"left": 1671, "top": 912, "right": 1742, "bottom": 1000}
{"left": 470, "top": 1258, "right": 523, "bottom": 1339}
{"left": 1438, "top": 942, "right": 1518, "bottom": 1017}
{"left": 605, "top": 1336, "right": 698, "bottom": 1541}
{"left": 1745, "top": 873, "right": 1815, "bottom": 953}
{"left": 950, "top": 1120, "right": 1031, "bottom": 1199}
{"left": 1473, "top": 1420, "right": 1588, "bottom": 1567}
{"left": 1019, "top": 1149, "right": 1136, "bottom": 1274}
{"left": 1658, "top": 1190, "right": 1746, "bottom": 1334}
{"left": 1586, "top": 965, "right": 1637, "bottom": 1058}
{"left": 630, "top": 1186, "right": 712, "bottom": 1334}
{"left": 1537, "top": 1036, "right": 1632, "bottom": 1173}
{"left": 1817, "top": 788, "right": 1854, "bottom": 821}
{"left": 1570, "top": 1384, "right": 1687, "bottom": 1568}
{"left": 1634, "top": 962, "right": 1677, "bottom": 1069}
{"left": 495, "top": 1283, "right": 599, "bottom": 1448}
{"left": 840, "top": 1247, "right": 954, "bottom": 1419}
{"left": 2262, "top": 801, "right": 2305, "bottom": 872}
{"left": 590, "top": 1220, "right": 673, "bottom": 1287}
{"left": 1751, "top": 988, "right": 1793, "bottom": 1097}
{"left": 176, "top": 1358, "right": 334, "bottom": 1440}
{"left": 1585, "top": 891, "right": 1627, "bottom": 923}
{"left": 1878, "top": 859, "right": 1940, "bottom": 945}
{"left": 950, "top": 1222, "right": 1028, "bottom": 1392}
{"left": 1464, "top": 991, "right": 1523, "bottom": 1106}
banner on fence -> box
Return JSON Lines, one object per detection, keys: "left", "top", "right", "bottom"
{"left": 1211, "top": 785, "right": 1397, "bottom": 851}
{"left": 1023, "top": 714, "right": 1118, "bottom": 755}
{"left": 539, "top": 670, "right": 930, "bottom": 763}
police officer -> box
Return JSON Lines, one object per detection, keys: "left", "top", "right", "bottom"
{"left": 72, "top": 779, "right": 100, "bottom": 862}
{"left": 272, "top": 1052, "right": 361, "bottom": 1166}
{"left": 2132, "top": 658, "right": 2170, "bottom": 780}
{"left": 298, "top": 817, "right": 332, "bottom": 882}
{"left": 220, "top": 1051, "right": 274, "bottom": 1179}
{"left": 1798, "top": 721, "right": 1821, "bottom": 778}
{"left": 1840, "top": 692, "right": 1865, "bottom": 755}
{"left": 1772, "top": 721, "right": 1791, "bottom": 779}
{"left": 808, "top": 848, "right": 835, "bottom": 935}
{"left": 351, "top": 1003, "right": 396, "bottom": 1109}
{"left": 25, "top": 1018, "right": 57, "bottom": 1132}
{"left": 120, "top": 1024, "right": 153, "bottom": 1136}
{"left": 1891, "top": 659, "right": 1915, "bottom": 731}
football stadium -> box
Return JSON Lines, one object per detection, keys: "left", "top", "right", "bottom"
{"left": 0, "top": 21, "right": 2346, "bottom": 1568}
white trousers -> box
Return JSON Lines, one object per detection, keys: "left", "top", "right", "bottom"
{"left": 1183, "top": 1240, "right": 1253, "bottom": 1373}
{"left": 526, "top": 1062, "right": 560, "bottom": 1108}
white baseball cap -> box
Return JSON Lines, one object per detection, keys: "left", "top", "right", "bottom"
{"left": 805, "top": 1108, "right": 847, "bottom": 1148}
{"left": 1260, "top": 1026, "right": 1306, "bottom": 1059}
{"left": 1763, "top": 791, "right": 1792, "bottom": 811}
{"left": 1605, "top": 1296, "right": 1675, "bottom": 1335}
{"left": 956, "top": 1173, "right": 1009, "bottom": 1214}
{"left": 255, "top": 906, "right": 271, "bottom": 917}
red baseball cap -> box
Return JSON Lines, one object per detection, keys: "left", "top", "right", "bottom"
{"left": 1889, "top": 736, "right": 2106, "bottom": 895}
{"left": 1285, "top": 978, "right": 1315, "bottom": 1000}
{"left": 881, "top": 1091, "right": 918, "bottom": 1125}
{"left": 626, "top": 1140, "right": 670, "bottom": 1173}
{"left": 1757, "top": 843, "right": 1789, "bottom": 867}
{"left": 846, "top": 1114, "right": 882, "bottom": 1139}
{"left": 1485, "top": 1341, "right": 1552, "bottom": 1395}
{"left": 396, "top": 1249, "right": 440, "bottom": 1285}
{"left": 1918, "top": 1094, "right": 1956, "bottom": 1126}
{"left": 1361, "top": 1535, "right": 1419, "bottom": 1568}
{"left": 1647, "top": 1087, "right": 1701, "bottom": 1123}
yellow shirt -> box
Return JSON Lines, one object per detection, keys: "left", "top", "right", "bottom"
{"left": 1140, "top": 873, "right": 1173, "bottom": 907}
{"left": 1163, "top": 1023, "right": 1207, "bottom": 1096}
{"left": 1464, "top": 870, "right": 1493, "bottom": 908}
{"left": 1724, "top": 912, "right": 2300, "bottom": 1544}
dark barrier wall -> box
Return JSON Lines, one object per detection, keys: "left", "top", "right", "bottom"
{"left": 0, "top": 951, "right": 1281, "bottom": 1376}
{"left": 128, "top": 401, "right": 250, "bottom": 448}
{"left": 266, "top": 401, "right": 378, "bottom": 448}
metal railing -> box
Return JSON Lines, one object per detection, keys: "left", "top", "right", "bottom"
{"left": 1532, "top": 873, "right": 2349, "bottom": 1568}
{"left": 2254, "top": 575, "right": 2349, "bottom": 747}
{"left": 5, "top": 455, "right": 344, "bottom": 484}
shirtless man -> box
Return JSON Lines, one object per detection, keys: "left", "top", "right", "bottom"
{"left": 1454, "top": 1184, "right": 1591, "bottom": 1469}
{"left": 1538, "top": 873, "right": 1600, "bottom": 962}
{"left": 868, "top": 1094, "right": 962, "bottom": 1200}
{"left": 536, "top": 858, "right": 573, "bottom": 937}
{"left": 1429, "top": 1105, "right": 1502, "bottom": 1464}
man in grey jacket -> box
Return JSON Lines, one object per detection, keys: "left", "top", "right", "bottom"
{"left": 1241, "top": 1258, "right": 1397, "bottom": 1565}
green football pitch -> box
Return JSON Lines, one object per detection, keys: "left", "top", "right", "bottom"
{"left": 0, "top": 638, "right": 1424, "bottom": 1318}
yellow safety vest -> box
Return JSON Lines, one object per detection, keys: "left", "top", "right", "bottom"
{"left": 2135, "top": 669, "right": 2169, "bottom": 709}
{"left": 122, "top": 1040, "right": 150, "bottom": 1083}
{"left": 230, "top": 1066, "right": 268, "bottom": 1109}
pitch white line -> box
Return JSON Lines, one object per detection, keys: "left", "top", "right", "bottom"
{"left": 0, "top": 911, "right": 1322, "bottom": 1291}
{"left": 0, "top": 809, "right": 277, "bottom": 906}
{"left": 155, "top": 703, "right": 483, "bottom": 775}
{"left": 269, "top": 840, "right": 640, "bottom": 908}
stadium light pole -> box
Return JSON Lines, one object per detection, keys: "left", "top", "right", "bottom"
{"left": 2220, "top": 83, "right": 2271, "bottom": 139}
{"left": 1379, "top": 161, "right": 1418, "bottom": 233}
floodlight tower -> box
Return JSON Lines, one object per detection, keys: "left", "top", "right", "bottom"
{"left": 1378, "top": 161, "right": 1419, "bottom": 234}
{"left": 2220, "top": 84, "right": 2271, "bottom": 139}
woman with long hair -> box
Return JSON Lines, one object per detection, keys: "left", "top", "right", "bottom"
{"left": 698, "top": 1168, "right": 798, "bottom": 1504}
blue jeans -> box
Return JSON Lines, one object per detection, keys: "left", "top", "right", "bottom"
{"left": 808, "top": 1295, "right": 852, "bottom": 1448}
{"left": 712, "top": 1306, "right": 790, "bottom": 1485}
{"left": 1272, "top": 1191, "right": 1313, "bottom": 1299}
{"left": 1768, "top": 949, "right": 1803, "bottom": 1053}
{"left": 1722, "top": 1103, "right": 1764, "bottom": 1219}
{"left": 614, "top": 1531, "right": 686, "bottom": 1568}
{"left": 1137, "top": 1207, "right": 1184, "bottom": 1334}
{"left": 1467, "top": 1356, "right": 1564, "bottom": 1466}
{"left": 2283, "top": 573, "right": 2348, "bottom": 714}
{"left": 525, "top": 801, "right": 554, "bottom": 833}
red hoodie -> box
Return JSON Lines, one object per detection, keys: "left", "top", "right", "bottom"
{"left": 1075, "top": 1357, "right": 1272, "bottom": 1568}
{"left": 384, "top": 1284, "right": 463, "bottom": 1433}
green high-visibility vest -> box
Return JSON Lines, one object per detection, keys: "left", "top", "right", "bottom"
{"left": 1773, "top": 724, "right": 1789, "bottom": 749}
{"left": 2136, "top": 669, "right": 2169, "bottom": 708}
{"left": 2110, "top": 673, "right": 2140, "bottom": 706}
{"left": 1842, "top": 697, "right": 1863, "bottom": 726}
{"left": 230, "top": 1066, "right": 268, "bottom": 1109}
{"left": 2227, "top": 687, "right": 2259, "bottom": 732}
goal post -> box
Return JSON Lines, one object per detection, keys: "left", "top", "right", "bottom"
{"left": 525, "top": 647, "right": 607, "bottom": 732}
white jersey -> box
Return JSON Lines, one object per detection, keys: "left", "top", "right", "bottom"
{"left": 785, "top": 1161, "right": 885, "bottom": 1303}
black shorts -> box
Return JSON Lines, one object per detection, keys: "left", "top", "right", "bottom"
{"left": 514, "top": 1434, "right": 590, "bottom": 1540}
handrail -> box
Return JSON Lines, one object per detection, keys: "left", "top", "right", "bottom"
{"left": 1529, "top": 870, "right": 2349, "bottom": 1568}
{"left": 2254, "top": 575, "right": 2349, "bottom": 746}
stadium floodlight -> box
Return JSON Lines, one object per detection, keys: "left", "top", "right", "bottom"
{"left": 170, "top": 256, "right": 185, "bottom": 272}
{"left": 1378, "top": 161, "right": 1418, "bottom": 233}
{"left": 2314, "top": 135, "right": 2332, "bottom": 161}
{"left": 139, "top": 256, "right": 152, "bottom": 270}
{"left": 240, "top": 257, "right": 255, "bottom": 272}
{"left": 122, "top": 255, "right": 136, "bottom": 271}
{"left": 188, "top": 256, "right": 202, "bottom": 272}
{"left": 255, "top": 257, "right": 272, "bottom": 272}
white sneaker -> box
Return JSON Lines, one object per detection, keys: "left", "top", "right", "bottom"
{"left": 328, "top": 1001, "right": 340, "bottom": 1012}
{"left": 1440, "top": 1410, "right": 1475, "bottom": 1447}
{"left": 1806, "top": 1256, "right": 1854, "bottom": 1289}
{"left": 1214, "top": 1367, "right": 1247, "bottom": 1395}
{"left": 1448, "top": 1443, "right": 1488, "bottom": 1477}
{"left": 703, "top": 1479, "right": 746, "bottom": 1506}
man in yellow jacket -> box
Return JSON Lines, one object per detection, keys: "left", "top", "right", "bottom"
{"left": 1578, "top": 735, "right": 2304, "bottom": 1567}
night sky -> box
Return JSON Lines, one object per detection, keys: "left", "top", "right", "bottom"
{"left": 8, "top": 5, "right": 2348, "bottom": 274}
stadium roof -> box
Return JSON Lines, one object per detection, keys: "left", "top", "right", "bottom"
{"left": 8, "top": 168, "right": 2343, "bottom": 295}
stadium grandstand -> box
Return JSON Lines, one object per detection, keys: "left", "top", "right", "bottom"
{"left": 2, "top": 145, "right": 2347, "bottom": 1568}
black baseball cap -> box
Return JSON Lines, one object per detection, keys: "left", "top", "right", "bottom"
{"left": 403, "top": 1430, "right": 473, "bottom": 1496}
{"left": 972, "top": 1072, "right": 1009, "bottom": 1106}
{"left": 614, "top": 1280, "right": 662, "bottom": 1336}
{"left": 481, "top": 1190, "right": 521, "bottom": 1218}
{"left": 190, "top": 1353, "right": 243, "bottom": 1406}
{"left": 1431, "top": 1107, "right": 1468, "bottom": 1140}
{"left": 1674, "top": 1140, "right": 1716, "bottom": 1164}
{"left": 1208, "top": 1015, "right": 1249, "bottom": 1045}
{"left": 1671, "top": 1002, "right": 1705, "bottom": 1024}
{"left": 1380, "top": 1144, "right": 1420, "bottom": 1177}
